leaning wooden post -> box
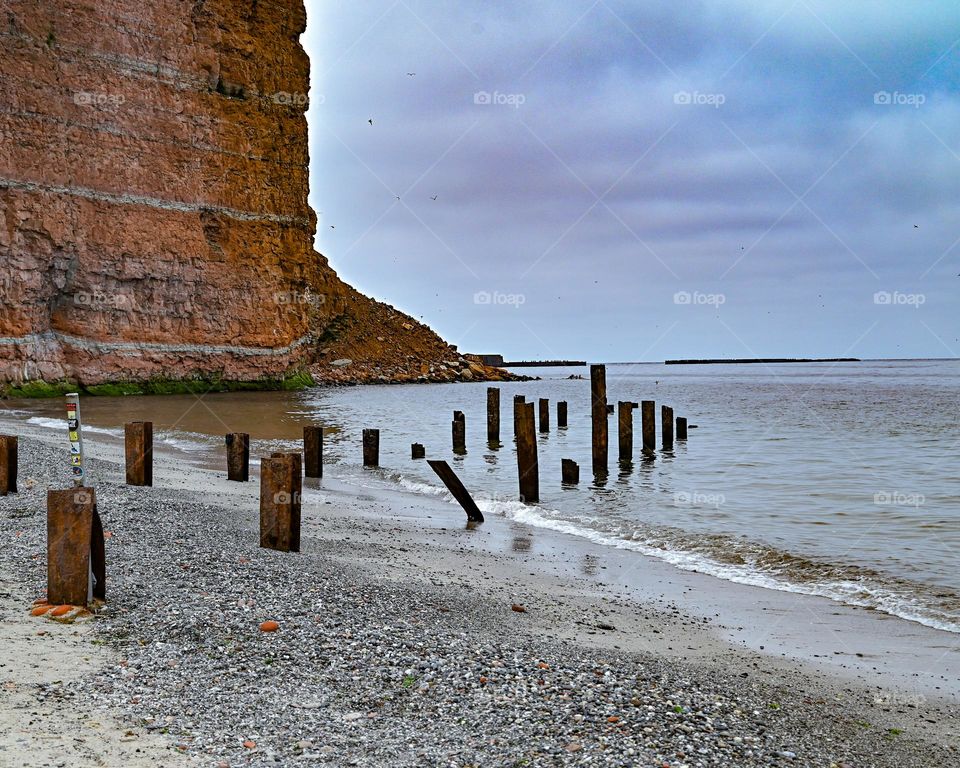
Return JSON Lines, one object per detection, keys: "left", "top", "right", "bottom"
{"left": 427, "top": 460, "right": 484, "bottom": 523}
{"left": 452, "top": 410, "right": 466, "bottom": 454}
{"left": 641, "top": 400, "right": 656, "bottom": 453}
{"left": 487, "top": 387, "right": 500, "bottom": 443}
{"left": 618, "top": 402, "right": 638, "bottom": 462}
{"left": 411, "top": 443, "right": 426, "bottom": 459}
{"left": 226, "top": 433, "right": 250, "bottom": 482}
{"left": 47, "top": 487, "right": 106, "bottom": 606}
{"left": 0, "top": 435, "right": 17, "bottom": 495}
{"left": 661, "top": 405, "right": 674, "bottom": 450}
{"left": 303, "top": 426, "right": 323, "bottom": 478}
{"left": 538, "top": 398, "right": 550, "bottom": 433}
{"left": 124, "top": 421, "right": 153, "bottom": 487}
{"left": 516, "top": 401, "right": 539, "bottom": 503}
{"left": 557, "top": 401, "right": 568, "bottom": 429}
{"left": 513, "top": 395, "right": 525, "bottom": 437}
{"left": 590, "top": 364, "right": 608, "bottom": 473}
{"left": 362, "top": 429, "right": 379, "bottom": 467}
{"left": 676, "top": 417, "right": 688, "bottom": 441}
{"left": 561, "top": 458, "right": 579, "bottom": 484}
{"left": 260, "top": 453, "right": 301, "bottom": 553}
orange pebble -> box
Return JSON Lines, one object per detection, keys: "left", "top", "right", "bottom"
{"left": 243, "top": 740, "right": 256, "bottom": 749}
{"left": 259, "top": 621, "right": 279, "bottom": 632}
{"left": 30, "top": 605, "right": 52, "bottom": 616}
{"left": 50, "top": 605, "right": 73, "bottom": 617}
{"left": 33, "top": 598, "right": 49, "bottom": 606}
{"left": 607, "top": 715, "right": 620, "bottom": 723}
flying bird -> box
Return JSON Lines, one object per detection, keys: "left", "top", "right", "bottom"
{"left": 368, "top": 119, "right": 373, "bottom": 125}
{"left": 330, "top": 225, "right": 335, "bottom": 229}
{"left": 431, "top": 195, "right": 438, "bottom": 201}
{"left": 914, "top": 224, "right": 919, "bottom": 228}
{"left": 406, "top": 72, "right": 416, "bottom": 76}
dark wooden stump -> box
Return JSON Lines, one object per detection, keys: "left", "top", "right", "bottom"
{"left": 304, "top": 426, "right": 323, "bottom": 478}
{"left": 513, "top": 395, "right": 525, "bottom": 438}
{"left": 260, "top": 453, "right": 301, "bottom": 552}
{"left": 226, "top": 433, "right": 250, "bottom": 482}
{"left": 676, "top": 417, "right": 688, "bottom": 441}
{"left": 516, "top": 401, "right": 539, "bottom": 503}
{"left": 590, "top": 364, "right": 608, "bottom": 473}
{"left": 641, "top": 400, "right": 656, "bottom": 453}
{"left": 124, "top": 422, "right": 153, "bottom": 487}
{"left": 487, "top": 387, "right": 500, "bottom": 443}
{"left": 538, "top": 398, "right": 550, "bottom": 433}
{"left": 661, "top": 405, "right": 674, "bottom": 450}
{"left": 452, "top": 411, "right": 466, "bottom": 454}
{"left": 0, "top": 435, "right": 17, "bottom": 495}
{"left": 411, "top": 443, "right": 426, "bottom": 459}
{"left": 363, "top": 429, "right": 380, "bottom": 467}
{"left": 618, "top": 402, "right": 638, "bottom": 462}
{"left": 561, "top": 458, "right": 579, "bottom": 484}
{"left": 427, "top": 460, "right": 484, "bottom": 523}
{"left": 47, "top": 487, "right": 105, "bottom": 606}
{"left": 557, "top": 401, "right": 568, "bottom": 429}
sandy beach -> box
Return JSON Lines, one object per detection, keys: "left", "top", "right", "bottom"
{"left": 1, "top": 416, "right": 958, "bottom": 767}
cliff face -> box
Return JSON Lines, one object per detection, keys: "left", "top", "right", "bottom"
{"left": 0, "top": 1, "right": 505, "bottom": 392}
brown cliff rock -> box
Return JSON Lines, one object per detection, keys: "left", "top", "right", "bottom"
{"left": 0, "top": 1, "right": 518, "bottom": 393}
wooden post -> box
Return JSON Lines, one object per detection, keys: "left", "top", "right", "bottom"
{"left": 538, "top": 398, "right": 549, "bottom": 433}
{"left": 427, "top": 460, "right": 484, "bottom": 523}
{"left": 516, "top": 401, "right": 539, "bottom": 503}
{"left": 260, "top": 453, "right": 301, "bottom": 552}
{"left": 124, "top": 422, "right": 153, "bottom": 487}
{"left": 303, "top": 426, "right": 323, "bottom": 478}
{"left": 676, "top": 417, "right": 688, "bottom": 441}
{"left": 47, "top": 487, "right": 106, "bottom": 606}
{"left": 641, "top": 400, "right": 656, "bottom": 453}
{"left": 561, "top": 458, "right": 579, "bottom": 484}
{"left": 0, "top": 435, "right": 17, "bottom": 495}
{"left": 411, "top": 443, "right": 426, "bottom": 459}
{"left": 590, "top": 364, "right": 608, "bottom": 473}
{"left": 487, "top": 387, "right": 500, "bottom": 443}
{"left": 452, "top": 410, "right": 466, "bottom": 454}
{"left": 618, "top": 402, "right": 638, "bottom": 462}
{"left": 557, "top": 401, "right": 568, "bottom": 428}
{"left": 225, "top": 433, "right": 250, "bottom": 482}
{"left": 363, "top": 429, "right": 379, "bottom": 467}
{"left": 513, "top": 395, "right": 525, "bottom": 437}
{"left": 662, "top": 405, "right": 674, "bottom": 450}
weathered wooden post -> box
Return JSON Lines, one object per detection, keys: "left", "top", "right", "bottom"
{"left": 47, "top": 487, "right": 106, "bottom": 606}
{"left": 260, "top": 453, "right": 301, "bottom": 552}
{"left": 124, "top": 422, "right": 153, "bottom": 487}
{"left": 516, "top": 401, "right": 539, "bottom": 503}
{"left": 363, "top": 429, "right": 379, "bottom": 467}
{"left": 303, "top": 426, "right": 323, "bottom": 478}
{"left": 452, "top": 411, "right": 466, "bottom": 454}
{"left": 561, "top": 458, "right": 579, "bottom": 484}
{"left": 618, "top": 402, "right": 638, "bottom": 462}
{"left": 0, "top": 435, "right": 17, "bottom": 495}
{"left": 427, "top": 460, "right": 484, "bottom": 523}
{"left": 225, "top": 433, "right": 250, "bottom": 482}
{"left": 661, "top": 405, "right": 674, "bottom": 450}
{"left": 513, "top": 395, "right": 525, "bottom": 437}
{"left": 538, "top": 398, "right": 550, "bottom": 433}
{"left": 557, "top": 401, "right": 568, "bottom": 428}
{"left": 641, "top": 400, "right": 656, "bottom": 453}
{"left": 676, "top": 417, "right": 688, "bottom": 441}
{"left": 590, "top": 364, "right": 608, "bottom": 473}
{"left": 411, "top": 443, "right": 426, "bottom": 459}
{"left": 487, "top": 387, "right": 500, "bottom": 443}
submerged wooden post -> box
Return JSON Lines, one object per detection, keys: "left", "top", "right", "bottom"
{"left": 47, "top": 487, "right": 106, "bottom": 606}
{"left": 676, "top": 417, "right": 688, "bottom": 441}
{"left": 516, "top": 401, "right": 539, "bottom": 503}
{"left": 225, "top": 433, "right": 250, "bottom": 482}
{"left": 557, "top": 401, "right": 568, "bottom": 428}
{"left": 641, "top": 400, "right": 656, "bottom": 453}
{"left": 538, "top": 398, "right": 550, "bottom": 433}
{"left": 0, "top": 435, "right": 17, "bottom": 495}
{"left": 363, "top": 429, "right": 380, "bottom": 467}
{"left": 618, "top": 402, "right": 638, "bottom": 462}
{"left": 411, "top": 442, "right": 426, "bottom": 459}
{"left": 452, "top": 410, "right": 466, "bottom": 454}
{"left": 427, "top": 460, "right": 484, "bottom": 523}
{"left": 513, "top": 395, "right": 525, "bottom": 437}
{"left": 124, "top": 422, "right": 153, "bottom": 487}
{"left": 487, "top": 387, "right": 500, "bottom": 443}
{"left": 590, "top": 364, "right": 608, "bottom": 473}
{"left": 561, "top": 458, "right": 579, "bottom": 484}
{"left": 661, "top": 405, "right": 674, "bottom": 450}
{"left": 303, "top": 426, "right": 323, "bottom": 478}
{"left": 260, "top": 453, "right": 301, "bottom": 552}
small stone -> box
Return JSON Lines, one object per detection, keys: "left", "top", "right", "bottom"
{"left": 511, "top": 604, "right": 526, "bottom": 613}
{"left": 50, "top": 605, "right": 73, "bottom": 617}
{"left": 330, "top": 358, "right": 353, "bottom": 367}
{"left": 259, "top": 620, "right": 280, "bottom": 632}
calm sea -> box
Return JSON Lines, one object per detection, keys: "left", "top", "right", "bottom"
{"left": 12, "top": 359, "right": 959, "bottom": 633}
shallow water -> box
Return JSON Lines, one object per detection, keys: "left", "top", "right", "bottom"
{"left": 9, "top": 359, "right": 959, "bottom": 632}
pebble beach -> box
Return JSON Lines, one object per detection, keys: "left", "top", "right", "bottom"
{"left": 1, "top": 427, "right": 958, "bottom": 767}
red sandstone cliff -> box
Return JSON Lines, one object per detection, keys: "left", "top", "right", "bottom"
{"left": 0, "top": 1, "right": 512, "bottom": 392}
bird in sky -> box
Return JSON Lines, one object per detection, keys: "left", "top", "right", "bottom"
{"left": 330, "top": 225, "right": 335, "bottom": 229}
{"left": 431, "top": 195, "right": 438, "bottom": 201}
{"left": 395, "top": 195, "right": 401, "bottom": 201}
{"left": 406, "top": 72, "right": 416, "bottom": 76}
{"left": 368, "top": 119, "right": 373, "bottom": 125}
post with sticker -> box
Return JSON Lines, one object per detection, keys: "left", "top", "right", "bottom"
{"left": 65, "top": 392, "right": 85, "bottom": 486}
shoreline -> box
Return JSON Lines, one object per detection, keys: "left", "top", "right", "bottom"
{"left": 1, "top": 418, "right": 958, "bottom": 765}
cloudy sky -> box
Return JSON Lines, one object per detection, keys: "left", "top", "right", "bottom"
{"left": 302, "top": 1, "right": 959, "bottom": 361}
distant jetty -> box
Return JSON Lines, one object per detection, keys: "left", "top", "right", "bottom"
{"left": 665, "top": 358, "right": 860, "bottom": 365}
{"left": 503, "top": 360, "right": 588, "bottom": 368}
